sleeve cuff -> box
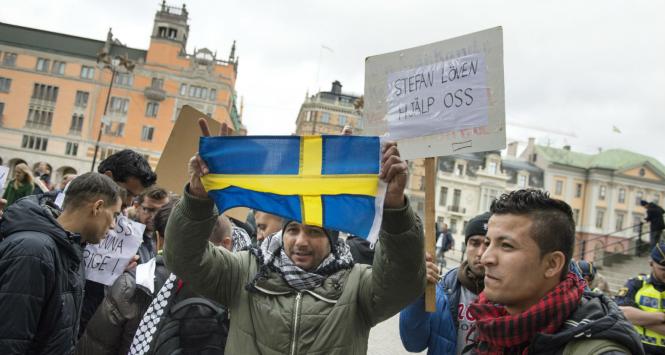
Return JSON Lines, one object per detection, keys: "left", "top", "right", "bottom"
{"left": 180, "top": 183, "right": 217, "bottom": 221}
{"left": 381, "top": 196, "right": 418, "bottom": 235}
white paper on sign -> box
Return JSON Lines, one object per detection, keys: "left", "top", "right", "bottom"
{"left": 385, "top": 54, "right": 489, "bottom": 140}
{"left": 83, "top": 215, "right": 145, "bottom": 286}
{"left": 0, "top": 166, "right": 9, "bottom": 188}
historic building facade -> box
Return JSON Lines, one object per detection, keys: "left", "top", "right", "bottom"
{"left": 0, "top": 2, "right": 242, "bottom": 184}
{"left": 294, "top": 81, "right": 362, "bottom": 135}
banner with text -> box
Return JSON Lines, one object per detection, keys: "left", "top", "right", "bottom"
{"left": 364, "top": 27, "right": 505, "bottom": 159}
{"left": 84, "top": 215, "right": 144, "bottom": 286}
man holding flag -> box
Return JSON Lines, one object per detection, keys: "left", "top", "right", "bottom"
{"left": 163, "top": 120, "right": 425, "bottom": 354}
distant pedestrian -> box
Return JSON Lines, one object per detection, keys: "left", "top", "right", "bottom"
{"left": 641, "top": 200, "right": 664, "bottom": 250}
{"left": 2, "top": 163, "right": 35, "bottom": 209}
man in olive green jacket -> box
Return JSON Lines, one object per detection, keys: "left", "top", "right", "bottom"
{"left": 164, "top": 136, "right": 425, "bottom": 355}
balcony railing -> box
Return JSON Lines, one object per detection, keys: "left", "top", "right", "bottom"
{"left": 144, "top": 86, "right": 166, "bottom": 101}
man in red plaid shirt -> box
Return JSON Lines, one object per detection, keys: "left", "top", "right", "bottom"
{"left": 468, "top": 189, "right": 643, "bottom": 355}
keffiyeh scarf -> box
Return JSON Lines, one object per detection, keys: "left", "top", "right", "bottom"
{"left": 469, "top": 272, "right": 584, "bottom": 355}
{"left": 248, "top": 231, "right": 354, "bottom": 291}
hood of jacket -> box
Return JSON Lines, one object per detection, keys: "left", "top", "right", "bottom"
{"left": 1, "top": 192, "right": 82, "bottom": 262}
{"left": 529, "top": 291, "right": 643, "bottom": 354}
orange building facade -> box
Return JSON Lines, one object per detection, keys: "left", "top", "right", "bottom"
{"left": 0, "top": 3, "right": 242, "bottom": 184}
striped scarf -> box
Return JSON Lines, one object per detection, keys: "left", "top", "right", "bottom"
{"left": 469, "top": 272, "right": 584, "bottom": 355}
{"left": 253, "top": 231, "right": 354, "bottom": 291}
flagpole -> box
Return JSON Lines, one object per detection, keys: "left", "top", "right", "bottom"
{"left": 424, "top": 157, "right": 436, "bottom": 312}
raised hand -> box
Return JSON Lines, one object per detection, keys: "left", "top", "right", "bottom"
{"left": 380, "top": 142, "right": 408, "bottom": 209}
{"left": 188, "top": 118, "right": 231, "bottom": 199}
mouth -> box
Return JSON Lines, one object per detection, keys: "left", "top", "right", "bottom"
{"left": 484, "top": 274, "right": 500, "bottom": 283}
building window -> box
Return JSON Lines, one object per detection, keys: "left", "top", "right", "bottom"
{"left": 151, "top": 77, "right": 164, "bottom": 89}
{"left": 0, "top": 77, "right": 11, "bottom": 92}
{"left": 209, "top": 89, "right": 217, "bottom": 101}
{"left": 339, "top": 115, "right": 347, "bottom": 126}
{"left": 449, "top": 218, "right": 458, "bottom": 234}
{"left": 636, "top": 191, "right": 643, "bottom": 205}
{"left": 575, "top": 183, "right": 582, "bottom": 198}
{"left": 26, "top": 108, "right": 53, "bottom": 130}
{"left": 573, "top": 209, "right": 580, "bottom": 226}
{"left": 69, "top": 114, "right": 84, "bottom": 133}
{"left": 189, "top": 85, "right": 209, "bottom": 99}
{"left": 615, "top": 213, "right": 624, "bottom": 231}
{"left": 80, "top": 66, "right": 95, "bottom": 79}
{"left": 455, "top": 164, "right": 465, "bottom": 176}
{"left": 482, "top": 187, "right": 501, "bottom": 211}
{"left": 439, "top": 186, "right": 448, "bottom": 206}
{"left": 452, "top": 189, "right": 462, "bottom": 212}
{"left": 639, "top": 168, "right": 646, "bottom": 177}
{"left": 36, "top": 58, "right": 50, "bottom": 72}
{"left": 65, "top": 142, "right": 78, "bottom": 156}
{"left": 104, "top": 122, "right": 125, "bottom": 136}
{"left": 599, "top": 185, "right": 606, "bottom": 200}
{"left": 109, "top": 97, "right": 129, "bottom": 114}
{"left": 2, "top": 52, "right": 17, "bottom": 66}
{"left": 51, "top": 60, "right": 66, "bottom": 75}
{"left": 517, "top": 174, "right": 527, "bottom": 188}
{"left": 305, "top": 111, "right": 312, "bottom": 122}
{"left": 114, "top": 73, "right": 133, "bottom": 87}
{"left": 145, "top": 102, "right": 159, "bottom": 117}
{"left": 21, "top": 135, "right": 48, "bottom": 151}
{"left": 555, "top": 180, "right": 563, "bottom": 195}
{"left": 633, "top": 214, "right": 643, "bottom": 232}
{"left": 320, "top": 112, "right": 330, "bottom": 123}
{"left": 595, "top": 210, "right": 605, "bottom": 229}
{"left": 31, "top": 83, "right": 59, "bottom": 102}
{"left": 488, "top": 161, "right": 497, "bottom": 174}
{"left": 618, "top": 188, "right": 626, "bottom": 204}
{"left": 168, "top": 28, "right": 178, "bottom": 39}
{"left": 0, "top": 102, "right": 4, "bottom": 118}
{"left": 141, "top": 126, "right": 155, "bottom": 141}
{"left": 74, "top": 91, "right": 89, "bottom": 108}
{"left": 180, "top": 84, "right": 187, "bottom": 96}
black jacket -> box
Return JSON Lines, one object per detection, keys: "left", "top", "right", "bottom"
{"left": 645, "top": 203, "right": 665, "bottom": 231}
{"left": 528, "top": 292, "right": 644, "bottom": 355}
{"left": 76, "top": 256, "right": 170, "bottom": 355}
{"left": 0, "top": 194, "right": 85, "bottom": 355}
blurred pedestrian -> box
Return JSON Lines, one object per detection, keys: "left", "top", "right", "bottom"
{"left": 641, "top": 200, "right": 664, "bottom": 250}
{"left": 2, "top": 163, "right": 35, "bottom": 209}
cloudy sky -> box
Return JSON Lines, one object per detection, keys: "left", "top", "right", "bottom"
{"left": 3, "top": 1, "right": 664, "bottom": 162}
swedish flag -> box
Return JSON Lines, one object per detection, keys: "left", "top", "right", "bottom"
{"left": 199, "top": 135, "right": 384, "bottom": 239}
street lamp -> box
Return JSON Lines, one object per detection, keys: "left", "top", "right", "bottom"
{"left": 90, "top": 51, "right": 135, "bottom": 172}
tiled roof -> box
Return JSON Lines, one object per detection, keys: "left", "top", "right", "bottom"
{"left": 536, "top": 145, "right": 665, "bottom": 176}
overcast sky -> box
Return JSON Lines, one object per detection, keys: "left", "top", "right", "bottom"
{"left": 3, "top": 1, "right": 664, "bottom": 162}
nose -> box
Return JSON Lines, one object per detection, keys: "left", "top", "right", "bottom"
{"left": 293, "top": 230, "right": 309, "bottom": 247}
{"left": 480, "top": 243, "right": 496, "bottom": 267}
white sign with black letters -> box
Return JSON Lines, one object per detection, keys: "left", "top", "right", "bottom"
{"left": 84, "top": 215, "right": 144, "bottom": 286}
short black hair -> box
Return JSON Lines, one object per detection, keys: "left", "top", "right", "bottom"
{"left": 490, "top": 189, "right": 575, "bottom": 280}
{"left": 153, "top": 198, "right": 180, "bottom": 239}
{"left": 63, "top": 173, "right": 121, "bottom": 210}
{"left": 136, "top": 185, "right": 169, "bottom": 205}
{"left": 97, "top": 149, "right": 157, "bottom": 187}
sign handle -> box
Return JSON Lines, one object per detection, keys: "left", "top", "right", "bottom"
{"left": 424, "top": 157, "right": 436, "bottom": 312}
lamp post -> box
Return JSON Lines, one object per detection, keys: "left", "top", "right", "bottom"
{"left": 90, "top": 52, "right": 135, "bottom": 172}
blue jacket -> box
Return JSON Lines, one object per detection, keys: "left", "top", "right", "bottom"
{"left": 399, "top": 267, "right": 461, "bottom": 355}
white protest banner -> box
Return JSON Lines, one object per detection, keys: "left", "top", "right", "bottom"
{"left": 84, "top": 215, "right": 144, "bottom": 286}
{"left": 364, "top": 26, "right": 505, "bottom": 159}
{"left": 0, "top": 166, "right": 9, "bottom": 188}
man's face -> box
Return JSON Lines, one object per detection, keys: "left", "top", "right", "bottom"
{"left": 650, "top": 261, "right": 665, "bottom": 283}
{"left": 465, "top": 235, "right": 487, "bottom": 275}
{"left": 84, "top": 197, "right": 122, "bottom": 244}
{"left": 282, "top": 222, "right": 331, "bottom": 271}
{"left": 481, "top": 214, "right": 553, "bottom": 312}
{"left": 137, "top": 196, "right": 169, "bottom": 232}
{"left": 117, "top": 176, "right": 145, "bottom": 205}
{"left": 255, "top": 211, "right": 283, "bottom": 242}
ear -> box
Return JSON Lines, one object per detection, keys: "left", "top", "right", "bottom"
{"left": 103, "top": 170, "right": 114, "bottom": 179}
{"left": 543, "top": 251, "right": 566, "bottom": 279}
{"left": 92, "top": 199, "right": 105, "bottom": 215}
{"left": 222, "top": 237, "right": 233, "bottom": 251}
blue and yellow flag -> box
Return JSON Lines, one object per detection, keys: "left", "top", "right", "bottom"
{"left": 199, "top": 135, "right": 384, "bottom": 240}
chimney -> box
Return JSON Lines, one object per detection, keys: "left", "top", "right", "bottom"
{"left": 507, "top": 141, "right": 518, "bottom": 157}
{"left": 331, "top": 80, "right": 342, "bottom": 95}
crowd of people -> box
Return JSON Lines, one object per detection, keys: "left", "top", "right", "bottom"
{"left": 0, "top": 123, "right": 664, "bottom": 354}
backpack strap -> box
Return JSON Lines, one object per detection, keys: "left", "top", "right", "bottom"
{"left": 169, "top": 297, "right": 221, "bottom": 314}
{"left": 562, "top": 339, "right": 630, "bottom": 355}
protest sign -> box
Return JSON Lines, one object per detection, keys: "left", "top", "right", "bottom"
{"left": 0, "top": 166, "right": 8, "bottom": 188}
{"left": 155, "top": 105, "right": 249, "bottom": 222}
{"left": 364, "top": 27, "right": 506, "bottom": 311}
{"left": 364, "top": 26, "right": 505, "bottom": 160}
{"left": 84, "top": 215, "right": 144, "bottom": 286}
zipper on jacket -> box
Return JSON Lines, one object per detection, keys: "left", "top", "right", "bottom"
{"left": 290, "top": 292, "right": 303, "bottom": 355}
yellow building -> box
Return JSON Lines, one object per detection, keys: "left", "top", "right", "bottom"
{"left": 294, "top": 81, "right": 362, "bottom": 135}
{"left": 521, "top": 138, "right": 665, "bottom": 261}
{"left": 0, "top": 2, "right": 242, "bottom": 184}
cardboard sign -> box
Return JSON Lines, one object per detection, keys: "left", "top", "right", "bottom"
{"left": 364, "top": 27, "right": 506, "bottom": 159}
{"left": 0, "top": 166, "right": 8, "bottom": 188}
{"left": 83, "top": 215, "right": 144, "bottom": 286}
{"left": 155, "top": 105, "right": 250, "bottom": 222}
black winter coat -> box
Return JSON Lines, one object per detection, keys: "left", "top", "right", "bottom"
{"left": 0, "top": 194, "right": 85, "bottom": 355}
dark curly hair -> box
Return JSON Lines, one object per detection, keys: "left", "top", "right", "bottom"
{"left": 97, "top": 149, "right": 157, "bottom": 187}
{"left": 490, "top": 189, "right": 575, "bottom": 280}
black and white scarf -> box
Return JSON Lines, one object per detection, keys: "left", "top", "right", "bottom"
{"left": 250, "top": 231, "right": 354, "bottom": 291}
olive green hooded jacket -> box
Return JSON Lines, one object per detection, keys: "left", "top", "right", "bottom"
{"left": 164, "top": 189, "right": 425, "bottom": 355}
